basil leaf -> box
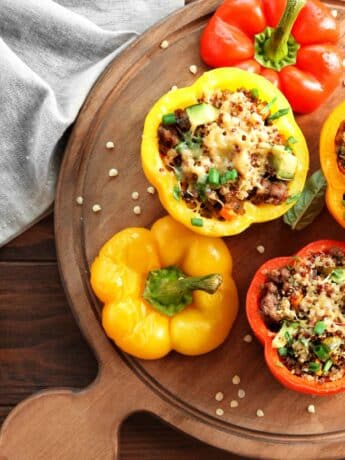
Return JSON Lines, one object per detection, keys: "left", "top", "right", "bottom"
{"left": 267, "top": 108, "right": 289, "bottom": 122}
{"left": 283, "top": 170, "right": 327, "bottom": 230}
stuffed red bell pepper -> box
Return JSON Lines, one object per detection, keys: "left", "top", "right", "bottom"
{"left": 200, "top": 0, "right": 342, "bottom": 114}
{"left": 247, "top": 241, "right": 345, "bottom": 395}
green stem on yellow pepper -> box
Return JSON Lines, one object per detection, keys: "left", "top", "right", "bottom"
{"left": 143, "top": 266, "right": 222, "bottom": 317}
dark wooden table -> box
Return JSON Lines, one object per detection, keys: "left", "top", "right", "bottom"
{"left": 0, "top": 214, "right": 242, "bottom": 459}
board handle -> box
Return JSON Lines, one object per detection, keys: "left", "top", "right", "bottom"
{"left": 0, "top": 363, "right": 142, "bottom": 460}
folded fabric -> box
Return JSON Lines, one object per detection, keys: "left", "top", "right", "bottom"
{"left": 0, "top": 0, "right": 184, "bottom": 247}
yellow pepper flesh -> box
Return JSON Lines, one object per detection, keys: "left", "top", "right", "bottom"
{"left": 90, "top": 216, "right": 238, "bottom": 359}
{"left": 320, "top": 101, "right": 345, "bottom": 229}
{"left": 141, "top": 68, "right": 309, "bottom": 237}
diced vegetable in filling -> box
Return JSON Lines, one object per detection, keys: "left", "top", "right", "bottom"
{"left": 260, "top": 248, "right": 345, "bottom": 383}
{"left": 335, "top": 120, "right": 345, "bottom": 174}
{"left": 158, "top": 89, "right": 297, "bottom": 220}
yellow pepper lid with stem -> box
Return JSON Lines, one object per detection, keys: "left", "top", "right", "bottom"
{"left": 90, "top": 215, "right": 238, "bottom": 360}
{"left": 141, "top": 68, "right": 309, "bottom": 237}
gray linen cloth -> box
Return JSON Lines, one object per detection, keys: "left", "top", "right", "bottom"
{"left": 0, "top": 0, "right": 183, "bottom": 246}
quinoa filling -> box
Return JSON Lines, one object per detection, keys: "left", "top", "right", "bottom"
{"left": 260, "top": 247, "right": 345, "bottom": 383}
{"left": 335, "top": 120, "right": 345, "bottom": 174}
{"left": 158, "top": 89, "right": 297, "bottom": 220}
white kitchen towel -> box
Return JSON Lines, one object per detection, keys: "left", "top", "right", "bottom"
{"left": 0, "top": 0, "right": 184, "bottom": 247}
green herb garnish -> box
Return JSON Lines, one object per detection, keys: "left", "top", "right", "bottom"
{"left": 278, "top": 347, "right": 288, "bottom": 357}
{"left": 251, "top": 88, "right": 259, "bottom": 99}
{"left": 323, "top": 359, "right": 333, "bottom": 374}
{"left": 283, "top": 170, "right": 327, "bottom": 231}
{"left": 162, "top": 113, "right": 177, "bottom": 126}
{"left": 191, "top": 217, "right": 204, "bottom": 227}
{"left": 261, "top": 96, "right": 277, "bottom": 114}
{"left": 173, "top": 185, "right": 181, "bottom": 201}
{"left": 313, "top": 343, "right": 329, "bottom": 361}
{"left": 314, "top": 321, "right": 327, "bottom": 336}
{"left": 208, "top": 168, "right": 220, "bottom": 186}
{"left": 267, "top": 108, "right": 290, "bottom": 122}
{"left": 309, "top": 362, "right": 321, "bottom": 373}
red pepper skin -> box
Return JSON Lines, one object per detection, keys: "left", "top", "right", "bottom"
{"left": 200, "top": 0, "right": 342, "bottom": 114}
{"left": 246, "top": 240, "right": 345, "bottom": 395}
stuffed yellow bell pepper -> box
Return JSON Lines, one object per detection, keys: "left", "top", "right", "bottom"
{"left": 141, "top": 68, "right": 309, "bottom": 237}
{"left": 90, "top": 216, "right": 238, "bottom": 359}
{"left": 320, "top": 101, "right": 345, "bottom": 229}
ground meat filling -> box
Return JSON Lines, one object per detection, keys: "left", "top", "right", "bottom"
{"left": 260, "top": 248, "right": 345, "bottom": 383}
{"left": 335, "top": 120, "right": 345, "bottom": 174}
{"left": 158, "top": 89, "right": 294, "bottom": 219}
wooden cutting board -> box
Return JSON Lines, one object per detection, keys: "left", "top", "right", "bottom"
{"left": 1, "top": 1, "right": 345, "bottom": 458}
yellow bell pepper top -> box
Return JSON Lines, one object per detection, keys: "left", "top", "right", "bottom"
{"left": 141, "top": 68, "right": 309, "bottom": 237}
{"left": 90, "top": 216, "right": 238, "bottom": 359}
{"left": 320, "top": 101, "right": 345, "bottom": 229}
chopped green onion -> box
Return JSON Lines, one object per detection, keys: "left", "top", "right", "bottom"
{"left": 162, "top": 113, "right": 177, "bottom": 125}
{"left": 173, "top": 185, "right": 181, "bottom": 201}
{"left": 208, "top": 168, "right": 220, "bottom": 186}
{"left": 323, "top": 359, "right": 333, "bottom": 374}
{"left": 278, "top": 347, "right": 288, "bottom": 357}
{"left": 220, "top": 169, "right": 238, "bottom": 184}
{"left": 313, "top": 343, "right": 330, "bottom": 362}
{"left": 287, "top": 136, "right": 297, "bottom": 145}
{"left": 176, "top": 142, "right": 188, "bottom": 154}
{"left": 314, "top": 321, "right": 326, "bottom": 335}
{"left": 267, "top": 108, "right": 290, "bottom": 122}
{"left": 251, "top": 88, "right": 259, "bottom": 99}
{"left": 261, "top": 96, "right": 277, "bottom": 114}
{"left": 309, "top": 362, "right": 321, "bottom": 373}
{"left": 191, "top": 217, "right": 204, "bottom": 227}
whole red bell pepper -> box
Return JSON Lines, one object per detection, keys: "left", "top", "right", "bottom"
{"left": 246, "top": 240, "right": 345, "bottom": 396}
{"left": 200, "top": 0, "right": 342, "bottom": 113}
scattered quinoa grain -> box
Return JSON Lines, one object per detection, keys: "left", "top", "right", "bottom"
{"left": 307, "top": 404, "right": 316, "bottom": 414}
{"left": 131, "top": 191, "right": 139, "bottom": 200}
{"left": 109, "top": 168, "right": 118, "bottom": 177}
{"left": 238, "top": 389, "right": 246, "bottom": 399}
{"left": 133, "top": 205, "right": 141, "bottom": 215}
{"left": 256, "top": 409, "right": 264, "bottom": 417}
{"left": 215, "top": 392, "right": 224, "bottom": 402}
{"left": 232, "top": 375, "right": 241, "bottom": 385}
{"left": 105, "top": 141, "right": 114, "bottom": 149}
{"left": 331, "top": 9, "right": 338, "bottom": 17}
{"left": 92, "top": 204, "right": 102, "bottom": 213}
{"left": 256, "top": 245, "right": 265, "bottom": 254}
{"left": 189, "top": 64, "right": 198, "bottom": 75}
{"left": 160, "top": 40, "right": 169, "bottom": 49}
{"left": 170, "top": 85, "right": 178, "bottom": 91}
{"left": 147, "top": 186, "right": 155, "bottom": 195}
{"left": 230, "top": 400, "right": 239, "bottom": 408}
{"left": 243, "top": 334, "right": 253, "bottom": 343}
{"left": 76, "top": 196, "right": 83, "bottom": 205}
{"left": 216, "top": 408, "right": 224, "bottom": 416}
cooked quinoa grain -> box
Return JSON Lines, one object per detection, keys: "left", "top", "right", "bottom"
{"left": 230, "top": 400, "right": 239, "bottom": 408}
{"left": 92, "top": 204, "right": 102, "bottom": 213}
{"left": 215, "top": 392, "right": 224, "bottom": 402}
{"left": 216, "top": 408, "right": 224, "bottom": 416}
{"left": 76, "top": 196, "right": 83, "bottom": 205}
{"left": 160, "top": 40, "right": 169, "bottom": 49}
{"left": 189, "top": 65, "right": 198, "bottom": 75}
{"left": 243, "top": 334, "right": 253, "bottom": 343}
{"left": 133, "top": 205, "right": 141, "bottom": 215}
{"left": 256, "top": 409, "right": 264, "bottom": 417}
{"left": 256, "top": 245, "right": 265, "bottom": 254}
{"left": 232, "top": 375, "right": 241, "bottom": 385}
{"left": 106, "top": 141, "right": 114, "bottom": 149}
{"left": 307, "top": 404, "right": 316, "bottom": 414}
{"left": 131, "top": 191, "right": 139, "bottom": 200}
{"left": 109, "top": 168, "right": 118, "bottom": 177}
{"left": 147, "top": 186, "right": 155, "bottom": 194}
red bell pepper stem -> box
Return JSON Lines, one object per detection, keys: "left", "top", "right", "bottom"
{"left": 254, "top": 0, "right": 307, "bottom": 71}
{"left": 265, "top": 0, "right": 306, "bottom": 62}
